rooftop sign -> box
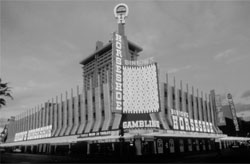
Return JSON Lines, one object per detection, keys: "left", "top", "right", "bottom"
{"left": 114, "top": 3, "right": 129, "bottom": 24}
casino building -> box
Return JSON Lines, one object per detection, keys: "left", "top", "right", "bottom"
{"left": 1, "top": 3, "right": 234, "bottom": 156}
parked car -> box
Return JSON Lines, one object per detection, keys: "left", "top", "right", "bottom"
{"left": 13, "top": 148, "right": 22, "bottom": 153}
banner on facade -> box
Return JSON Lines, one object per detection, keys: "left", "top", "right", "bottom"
{"left": 121, "top": 61, "right": 160, "bottom": 129}
{"left": 170, "top": 109, "right": 214, "bottom": 133}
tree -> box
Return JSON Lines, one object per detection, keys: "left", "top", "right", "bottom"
{"left": 0, "top": 78, "right": 13, "bottom": 108}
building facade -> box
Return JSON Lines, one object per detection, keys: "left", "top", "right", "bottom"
{"left": 1, "top": 3, "right": 234, "bottom": 156}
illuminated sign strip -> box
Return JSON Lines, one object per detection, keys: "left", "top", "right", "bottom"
{"left": 78, "top": 131, "right": 112, "bottom": 138}
{"left": 171, "top": 109, "right": 214, "bottom": 133}
{"left": 14, "top": 125, "right": 52, "bottom": 142}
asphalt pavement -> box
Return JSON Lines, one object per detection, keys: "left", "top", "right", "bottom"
{"left": 1, "top": 148, "right": 250, "bottom": 163}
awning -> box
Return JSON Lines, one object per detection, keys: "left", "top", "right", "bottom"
{"left": 141, "top": 130, "right": 227, "bottom": 139}
{"left": 1, "top": 135, "right": 79, "bottom": 147}
{"left": 219, "top": 136, "right": 250, "bottom": 141}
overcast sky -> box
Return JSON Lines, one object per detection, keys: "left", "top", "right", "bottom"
{"left": 1, "top": 0, "right": 250, "bottom": 120}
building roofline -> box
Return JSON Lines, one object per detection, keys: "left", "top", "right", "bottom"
{"left": 80, "top": 40, "right": 143, "bottom": 65}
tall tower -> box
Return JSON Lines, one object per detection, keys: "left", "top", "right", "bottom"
{"left": 80, "top": 3, "right": 142, "bottom": 91}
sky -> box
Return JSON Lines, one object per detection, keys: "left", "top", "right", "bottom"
{"left": 1, "top": 0, "right": 250, "bottom": 121}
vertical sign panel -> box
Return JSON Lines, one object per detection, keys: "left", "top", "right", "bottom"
{"left": 227, "top": 93, "right": 239, "bottom": 131}
{"left": 215, "top": 95, "right": 226, "bottom": 126}
{"left": 112, "top": 32, "right": 125, "bottom": 113}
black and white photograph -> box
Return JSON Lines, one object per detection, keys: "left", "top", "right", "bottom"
{"left": 1, "top": 0, "right": 250, "bottom": 163}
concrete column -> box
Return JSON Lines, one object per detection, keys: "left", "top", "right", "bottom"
{"left": 174, "top": 77, "right": 180, "bottom": 111}
{"left": 6, "top": 123, "right": 11, "bottom": 142}
{"left": 55, "top": 95, "right": 62, "bottom": 136}
{"left": 13, "top": 116, "right": 17, "bottom": 140}
{"left": 101, "top": 82, "right": 112, "bottom": 131}
{"left": 187, "top": 84, "right": 193, "bottom": 119}
{"left": 35, "top": 106, "right": 39, "bottom": 129}
{"left": 13, "top": 117, "right": 17, "bottom": 141}
{"left": 49, "top": 98, "right": 53, "bottom": 126}
{"left": 31, "top": 108, "right": 34, "bottom": 130}
{"left": 77, "top": 89, "right": 87, "bottom": 134}
{"left": 33, "top": 108, "right": 36, "bottom": 129}
{"left": 20, "top": 113, "right": 23, "bottom": 135}
{"left": 181, "top": 81, "right": 186, "bottom": 113}
{"left": 65, "top": 89, "right": 73, "bottom": 135}
{"left": 15, "top": 114, "right": 19, "bottom": 133}
{"left": 167, "top": 82, "right": 173, "bottom": 127}
{"left": 21, "top": 112, "right": 24, "bottom": 132}
{"left": 38, "top": 106, "right": 42, "bottom": 129}
{"left": 45, "top": 101, "right": 49, "bottom": 127}
{"left": 42, "top": 104, "right": 46, "bottom": 127}
{"left": 201, "top": 92, "right": 206, "bottom": 122}
{"left": 27, "top": 110, "right": 29, "bottom": 131}
{"left": 71, "top": 86, "right": 80, "bottom": 135}
{"left": 193, "top": 87, "right": 198, "bottom": 120}
{"left": 206, "top": 94, "right": 211, "bottom": 123}
{"left": 23, "top": 112, "right": 26, "bottom": 132}
{"left": 59, "top": 92, "right": 68, "bottom": 136}
{"left": 84, "top": 83, "right": 94, "bottom": 133}
{"left": 52, "top": 97, "right": 58, "bottom": 136}
{"left": 19, "top": 113, "right": 22, "bottom": 132}
{"left": 197, "top": 90, "right": 203, "bottom": 132}
{"left": 26, "top": 110, "right": 29, "bottom": 131}
{"left": 203, "top": 93, "right": 208, "bottom": 122}
{"left": 158, "top": 82, "right": 169, "bottom": 129}
{"left": 193, "top": 87, "right": 199, "bottom": 132}
{"left": 17, "top": 114, "right": 20, "bottom": 133}
{"left": 24, "top": 111, "right": 27, "bottom": 132}
{"left": 93, "top": 75, "right": 102, "bottom": 132}
{"left": 202, "top": 92, "right": 207, "bottom": 132}
{"left": 209, "top": 94, "right": 216, "bottom": 130}
{"left": 197, "top": 90, "right": 202, "bottom": 121}
{"left": 101, "top": 70, "right": 111, "bottom": 131}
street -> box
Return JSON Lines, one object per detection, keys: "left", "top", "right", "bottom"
{"left": 1, "top": 148, "right": 250, "bottom": 163}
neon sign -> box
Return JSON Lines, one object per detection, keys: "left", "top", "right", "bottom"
{"left": 170, "top": 109, "right": 214, "bottom": 133}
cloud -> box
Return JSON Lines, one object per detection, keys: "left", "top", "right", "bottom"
{"left": 214, "top": 49, "right": 234, "bottom": 61}
{"left": 214, "top": 48, "right": 248, "bottom": 64}
{"left": 168, "top": 65, "right": 192, "bottom": 74}
{"left": 241, "top": 90, "right": 250, "bottom": 99}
